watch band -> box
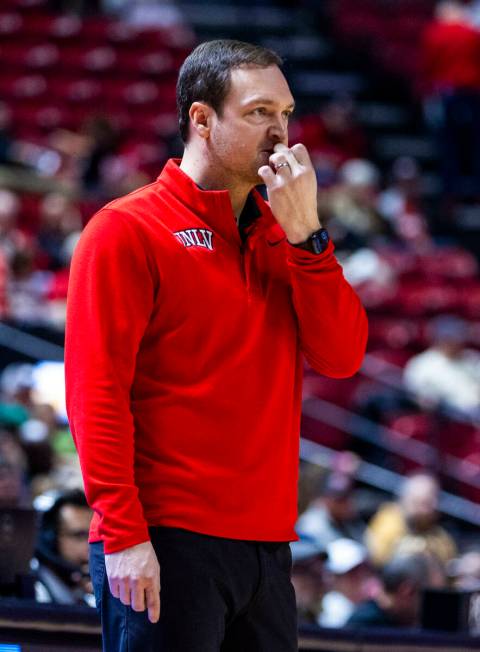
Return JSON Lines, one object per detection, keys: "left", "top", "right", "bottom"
{"left": 290, "top": 227, "right": 330, "bottom": 254}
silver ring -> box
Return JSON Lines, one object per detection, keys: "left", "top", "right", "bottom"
{"left": 275, "top": 162, "right": 290, "bottom": 170}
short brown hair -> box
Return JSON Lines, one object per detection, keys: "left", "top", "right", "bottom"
{"left": 176, "top": 39, "right": 283, "bottom": 143}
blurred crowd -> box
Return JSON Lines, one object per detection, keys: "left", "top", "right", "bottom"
{"left": 0, "top": 0, "right": 479, "bottom": 636}
{"left": 293, "top": 455, "right": 479, "bottom": 630}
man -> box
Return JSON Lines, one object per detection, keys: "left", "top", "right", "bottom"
{"left": 65, "top": 39, "right": 368, "bottom": 651}
{"left": 366, "top": 472, "right": 457, "bottom": 567}
{"left": 296, "top": 471, "right": 365, "bottom": 549}
{"left": 319, "top": 538, "right": 379, "bottom": 628}
{"left": 346, "top": 552, "right": 446, "bottom": 629}
{"left": 35, "top": 489, "right": 94, "bottom": 605}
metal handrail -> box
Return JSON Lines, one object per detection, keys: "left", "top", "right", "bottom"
{"left": 300, "top": 437, "right": 480, "bottom": 527}
{"left": 302, "top": 394, "right": 480, "bottom": 492}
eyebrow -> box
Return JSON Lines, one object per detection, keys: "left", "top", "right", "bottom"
{"left": 244, "top": 97, "right": 296, "bottom": 110}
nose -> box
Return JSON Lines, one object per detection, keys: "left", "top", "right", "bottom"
{"left": 267, "top": 114, "right": 288, "bottom": 143}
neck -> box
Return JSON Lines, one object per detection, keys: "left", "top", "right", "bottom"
{"left": 180, "top": 146, "right": 251, "bottom": 220}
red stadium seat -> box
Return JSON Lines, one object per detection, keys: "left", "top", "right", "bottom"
{"left": 398, "top": 282, "right": 460, "bottom": 316}
{"left": 386, "top": 413, "right": 435, "bottom": 442}
{"left": 368, "top": 317, "right": 421, "bottom": 349}
{"left": 0, "top": 12, "right": 24, "bottom": 38}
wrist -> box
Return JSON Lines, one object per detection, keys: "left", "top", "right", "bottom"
{"left": 286, "top": 222, "right": 322, "bottom": 245}
{"left": 289, "top": 227, "right": 330, "bottom": 254}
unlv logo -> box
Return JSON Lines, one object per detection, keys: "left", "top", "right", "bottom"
{"left": 174, "top": 228, "right": 214, "bottom": 251}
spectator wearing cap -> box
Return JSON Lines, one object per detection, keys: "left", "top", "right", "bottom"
{"left": 296, "top": 471, "right": 365, "bottom": 550}
{"left": 319, "top": 538, "right": 380, "bottom": 628}
{"left": 447, "top": 548, "right": 480, "bottom": 590}
{"left": 366, "top": 472, "right": 457, "bottom": 567}
{"left": 346, "top": 552, "right": 446, "bottom": 628}
{"left": 403, "top": 315, "right": 480, "bottom": 417}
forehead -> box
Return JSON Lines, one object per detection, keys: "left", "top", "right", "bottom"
{"left": 60, "top": 504, "right": 91, "bottom": 525}
{"left": 225, "top": 65, "right": 294, "bottom": 107}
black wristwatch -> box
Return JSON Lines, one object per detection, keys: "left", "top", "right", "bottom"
{"left": 290, "top": 227, "right": 330, "bottom": 254}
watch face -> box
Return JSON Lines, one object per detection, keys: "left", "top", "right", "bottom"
{"left": 312, "top": 229, "right": 329, "bottom": 253}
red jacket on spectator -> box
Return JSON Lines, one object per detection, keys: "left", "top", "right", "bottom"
{"left": 421, "top": 19, "right": 480, "bottom": 93}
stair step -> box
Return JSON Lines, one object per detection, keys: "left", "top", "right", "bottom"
{"left": 179, "top": 4, "right": 301, "bottom": 31}
{"left": 356, "top": 102, "right": 409, "bottom": 129}
{"left": 259, "top": 35, "right": 331, "bottom": 62}
{"left": 374, "top": 135, "right": 436, "bottom": 161}
{"left": 290, "top": 71, "right": 366, "bottom": 96}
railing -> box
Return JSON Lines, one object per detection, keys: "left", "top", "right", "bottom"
{"left": 300, "top": 437, "right": 480, "bottom": 527}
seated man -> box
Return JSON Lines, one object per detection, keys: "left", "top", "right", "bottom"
{"left": 34, "top": 489, "right": 94, "bottom": 606}
{"left": 366, "top": 472, "right": 457, "bottom": 567}
{"left": 347, "top": 552, "right": 446, "bottom": 629}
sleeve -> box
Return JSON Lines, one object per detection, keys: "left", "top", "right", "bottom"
{"left": 64, "top": 209, "right": 156, "bottom": 553}
{"left": 286, "top": 239, "right": 368, "bottom": 378}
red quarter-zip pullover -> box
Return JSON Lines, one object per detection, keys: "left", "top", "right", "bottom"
{"left": 64, "top": 159, "right": 368, "bottom": 554}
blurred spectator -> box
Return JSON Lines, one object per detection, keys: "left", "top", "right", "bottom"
{"left": 347, "top": 552, "right": 446, "bottom": 628}
{"left": 0, "top": 429, "right": 30, "bottom": 507}
{"left": 0, "top": 362, "right": 36, "bottom": 412}
{"left": 296, "top": 471, "right": 365, "bottom": 549}
{"left": 50, "top": 116, "right": 121, "bottom": 198}
{"left": 319, "top": 538, "right": 380, "bottom": 628}
{"left": 0, "top": 189, "right": 30, "bottom": 266}
{"left": 36, "top": 193, "right": 82, "bottom": 271}
{"left": 403, "top": 315, "right": 480, "bottom": 416}
{"left": 34, "top": 489, "right": 94, "bottom": 605}
{"left": 366, "top": 472, "right": 457, "bottom": 567}
{"left": 291, "top": 536, "right": 328, "bottom": 625}
{"left": 377, "top": 157, "right": 432, "bottom": 252}
{"left": 7, "top": 245, "right": 51, "bottom": 326}
{"left": 318, "top": 159, "right": 390, "bottom": 250}
{"left": 447, "top": 549, "right": 480, "bottom": 590}
{"left": 421, "top": 1, "right": 480, "bottom": 197}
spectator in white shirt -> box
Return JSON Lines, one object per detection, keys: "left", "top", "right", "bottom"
{"left": 403, "top": 315, "right": 480, "bottom": 417}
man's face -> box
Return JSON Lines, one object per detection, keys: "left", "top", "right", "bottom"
{"left": 208, "top": 65, "right": 295, "bottom": 185}
{"left": 57, "top": 504, "right": 91, "bottom": 567}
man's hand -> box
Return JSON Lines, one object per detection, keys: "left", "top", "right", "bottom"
{"left": 258, "top": 143, "right": 321, "bottom": 244}
{"left": 105, "top": 540, "right": 161, "bottom": 623}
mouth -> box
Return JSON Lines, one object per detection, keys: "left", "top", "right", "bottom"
{"left": 259, "top": 148, "right": 275, "bottom": 165}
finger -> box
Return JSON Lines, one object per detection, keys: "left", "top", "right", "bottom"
{"left": 269, "top": 150, "right": 299, "bottom": 174}
{"left": 273, "top": 143, "right": 289, "bottom": 154}
{"left": 109, "top": 579, "right": 120, "bottom": 599}
{"left": 131, "top": 582, "right": 146, "bottom": 612}
{"left": 146, "top": 585, "right": 161, "bottom": 623}
{"left": 258, "top": 165, "right": 276, "bottom": 186}
{"left": 290, "top": 142, "right": 311, "bottom": 167}
{"left": 119, "top": 580, "right": 131, "bottom": 606}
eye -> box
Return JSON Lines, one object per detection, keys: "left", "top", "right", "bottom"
{"left": 252, "top": 107, "right": 268, "bottom": 116}
{"left": 282, "top": 110, "right": 293, "bottom": 120}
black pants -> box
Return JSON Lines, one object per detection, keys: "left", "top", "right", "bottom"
{"left": 89, "top": 526, "right": 298, "bottom": 651}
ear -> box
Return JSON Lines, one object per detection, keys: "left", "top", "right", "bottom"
{"left": 189, "top": 102, "right": 212, "bottom": 140}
